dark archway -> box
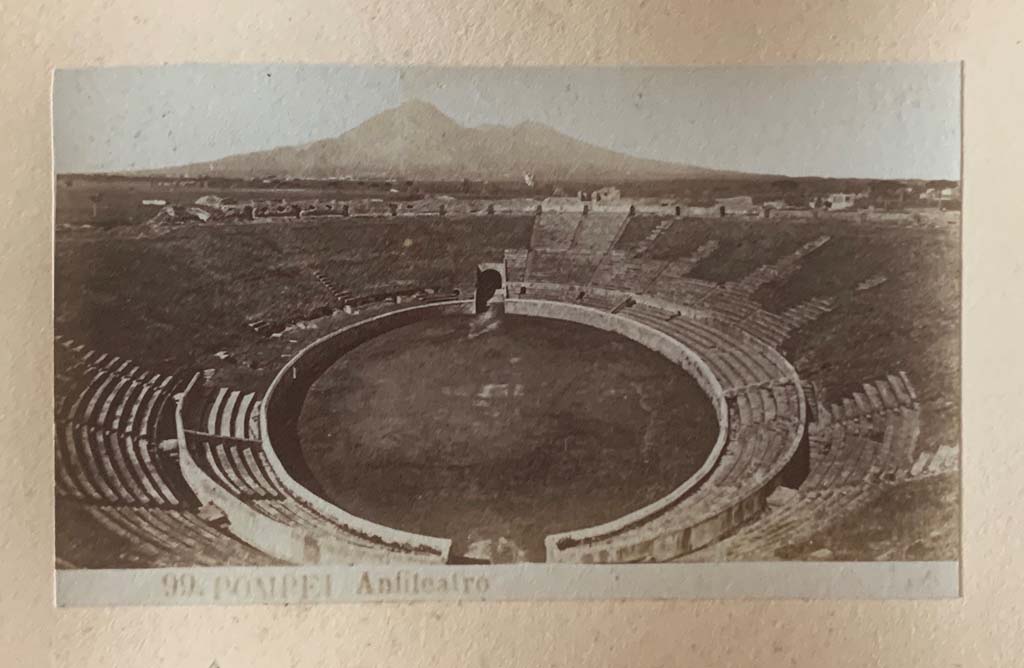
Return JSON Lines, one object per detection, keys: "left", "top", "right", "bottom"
{"left": 475, "top": 269, "right": 503, "bottom": 313}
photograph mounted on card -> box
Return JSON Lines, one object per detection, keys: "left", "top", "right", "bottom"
{"left": 51, "top": 63, "right": 961, "bottom": 605}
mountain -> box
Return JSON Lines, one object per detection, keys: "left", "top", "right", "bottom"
{"left": 146, "top": 99, "right": 755, "bottom": 181}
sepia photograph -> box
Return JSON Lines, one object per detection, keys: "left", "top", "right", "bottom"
{"left": 51, "top": 63, "right": 961, "bottom": 604}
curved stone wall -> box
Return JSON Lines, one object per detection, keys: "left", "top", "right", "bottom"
{"left": 500, "top": 299, "right": 739, "bottom": 558}
{"left": 258, "top": 301, "right": 487, "bottom": 562}
{"left": 252, "top": 294, "right": 802, "bottom": 565}
{"left": 510, "top": 297, "right": 806, "bottom": 563}
{"left": 174, "top": 369, "right": 451, "bottom": 564}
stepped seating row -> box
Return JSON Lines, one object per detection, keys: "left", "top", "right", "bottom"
{"left": 54, "top": 344, "right": 286, "bottom": 569}
{"left": 240, "top": 283, "right": 457, "bottom": 339}
{"left": 679, "top": 428, "right": 856, "bottom": 557}
{"left": 626, "top": 304, "right": 789, "bottom": 391}
{"left": 186, "top": 432, "right": 381, "bottom": 551}
{"left": 713, "top": 293, "right": 837, "bottom": 349}
{"left": 517, "top": 282, "right": 577, "bottom": 302}
{"left": 55, "top": 337, "right": 184, "bottom": 439}
{"left": 200, "top": 386, "right": 263, "bottom": 441}
{"left": 53, "top": 338, "right": 191, "bottom": 508}
{"left": 591, "top": 246, "right": 806, "bottom": 350}
{"left": 182, "top": 381, "right": 409, "bottom": 556}
{"left": 569, "top": 212, "right": 629, "bottom": 251}
{"left": 730, "top": 235, "right": 831, "bottom": 294}
{"left": 856, "top": 274, "right": 889, "bottom": 291}
{"left": 732, "top": 383, "right": 803, "bottom": 424}
{"left": 700, "top": 290, "right": 820, "bottom": 349}
{"left": 530, "top": 212, "right": 582, "bottom": 250}
{"left": 676, "top": 446, "right": 886, "bottom": 560}
{"left": 55, "top": 343, "right": 148, "bottom": 407}
{"left": 804, "top": 413, "right": 915, "bottom": 492}
{"left": 729, "top": 385, "right": 799, "bottom": 427}
{"left": 186, "top": 435, "right": 286, "bottom": 501}
{"left": 699, "top": 285, "right": 759, "bottom": 320}
{"left": 77, "top": 503, "right": 273, "bottom": 567}
{"left": 816, "top": 373, "right": 919, "bottom": 428}
{"left": 578, "top": 291, "right": 625, "bottom": 311}
{"left": 909, "top": 444, "right": 959, "bottom": 478}
{"left": 311, "top": 269, "right": 351, "bottom": 302}
{"left": 58, "top": 363, "right": 181, "bottom": 438}
{"left": 615, "top": 383, "right": 800, "bottom": 556}
{"left": 779, "top": 296, "right": 835, "bottom": 328}
{"left": 505, "top": 243, "right": 837, "bottom": 350}
{"left": 55, "top": 337, "right": 146, "bottom": 379}
{"left": 678, "top": 483, "right": 878, "bottom": 562}
{"left": 589, "top": 253, "right": 668, "bottom": 292}
{"left": 54, "top": 340, "right": 280, "bottom": 567}
{"left": 518, "top": 282, "right": 621, "bottom": 312}
{"left": 504, "top": 240, "right": 841, "bottom": 351}
{"left": 647, "top": 275, "right": 718, "bottom": 307}
{"left": 802, "top": 377, "right": 922, "bottom": 493}
{"left": 678, "top": 375, "right": 953, "bottom": 561}
{"left": 503, "top": 248, "right": 529, "bottom": 284}
{"left": 629, "top": 219, "right": 674, "bottom": 257}
{"left": 686, "top": 239, "right": 721, "bottom": 265}
{"left": 679, "top": 444, "right": 922, "bottom": 561}
{"left": 658, "top": 241, "right": 719, "bottom": 280}
{"left": 525, "top": 250, "right": 604, "bottom": 286}
{"left": 539, "top": 240, "right": 717, "bottom": 295}
{"left": 736, "top": 309, "right": 791, "bottom": 347}
{"left": 55, "top": 419, "right": 182, "bottom": 506}
{"left": 186, "top": 386, "right": 287, "bottom": 502}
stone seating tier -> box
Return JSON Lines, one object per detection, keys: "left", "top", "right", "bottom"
{"left": 531, "top": 212, "right": 583, "bottom": 251}
{"left": 77, "top": 504, "right": 274, "bottom": 567}
{"left": 569, "top": 212, "right": 630, "bottom": 251}
{"left": 678, "top": 373, "right": 954, "bottom": 561}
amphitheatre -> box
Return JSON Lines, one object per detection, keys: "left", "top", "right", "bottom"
{"left": 53, "top": 181, "right": 961, "bottom": 568}
{"left": 52, "top": 103, "right": 960, "bottom": 568}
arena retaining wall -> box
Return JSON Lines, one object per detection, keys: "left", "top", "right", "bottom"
{"left": 186, "top": 294, "right": 804, "bottom": 565}
{"left": 175, "top": 372, "right": 452, "bottom": 564}
{"left": 259, "top": 301, "right": 494, "bottom": 562}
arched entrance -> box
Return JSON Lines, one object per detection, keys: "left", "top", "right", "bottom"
{"left": 475, "top": 268, "right": 504, "bottom": 313}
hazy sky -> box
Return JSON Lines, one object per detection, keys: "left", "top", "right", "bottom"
{"left": 53, "top": 63, "right": 961, "bottom": 179}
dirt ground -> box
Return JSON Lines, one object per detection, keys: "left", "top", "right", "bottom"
{"left": 298, "top": 313, "right": 719, "bottom": 561}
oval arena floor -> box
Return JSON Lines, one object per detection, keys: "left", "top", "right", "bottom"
{"left": 297, "top": 312, "right": 718, "bottom": 561}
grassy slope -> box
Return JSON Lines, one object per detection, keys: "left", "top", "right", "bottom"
{"left": 55, "top": 216, "right": 534, "bottom": 370}
{"left": 613, "top": 215, "right": 960, "bottom": 453}
{"left": 759, "top": 221, "right": 961, "bottom": 454}
{"left": 776, "top": 473, "right": 960, "bottom": 561}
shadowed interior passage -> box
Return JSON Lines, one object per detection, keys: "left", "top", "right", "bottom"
{"left": 297, "top": 312, "right": 718, "bottom": 562}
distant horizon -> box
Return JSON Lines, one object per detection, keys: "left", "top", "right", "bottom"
{"left": 53, "top": 64, "right": 961, "bottom": 180}
{"left": 54, "top": 168, "right": 960, "bottom": 184}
